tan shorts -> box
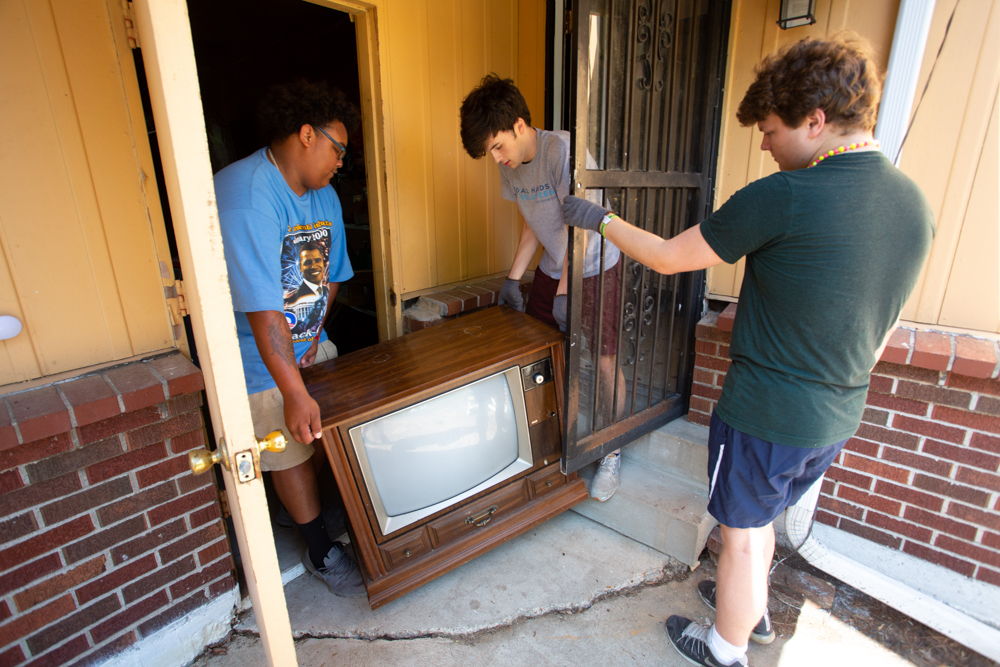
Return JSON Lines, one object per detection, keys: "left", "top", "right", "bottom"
{"left": 249, "top": 339, "right": 338, "bottom": 472}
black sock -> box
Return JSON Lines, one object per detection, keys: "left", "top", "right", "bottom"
{"left": 297, "top": 515, "right": 335, "bottom": 570}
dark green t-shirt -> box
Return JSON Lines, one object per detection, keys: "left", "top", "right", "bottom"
{"left": 700, "top": 151, "right": 934, "bottom": 447}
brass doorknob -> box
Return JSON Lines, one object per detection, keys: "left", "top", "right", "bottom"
{"left": 256, "top": 430, "right": 287, "bottom": 454}
{"left": 189, "top": 436, "right": 231, "bottom": 475}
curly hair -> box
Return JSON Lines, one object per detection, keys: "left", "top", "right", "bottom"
{"left": 737, "top": 34, "right": 883, "bottom": 132}
{"left": 459, "top": 74, "right": 532, "bottom": 158}
{"left": 257, "top": 79, "right": 361, "bottom": 144}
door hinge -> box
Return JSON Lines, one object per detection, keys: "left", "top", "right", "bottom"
{"left": 165, "top": 279, "right": 188, "bottom": 340}
{"left": 564, "top": 9, "right": 573, "bottom": 34}
{"left": 122, "top": 0, "right": 140, "bottom": 49}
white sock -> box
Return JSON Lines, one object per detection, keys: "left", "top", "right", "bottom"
{"left": 709, "top": 624, "right": 747, "bottom": 665}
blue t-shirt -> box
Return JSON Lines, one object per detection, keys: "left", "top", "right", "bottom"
{"left": 215, "top": 149, "right": 354, "bottom": 394}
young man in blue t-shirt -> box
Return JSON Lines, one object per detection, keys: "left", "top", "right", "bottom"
{"left": 561, "top": 37, "right": 933, "bottom": 666}
{"left": 214, "top": 80, "right": 363, "bottom": 597}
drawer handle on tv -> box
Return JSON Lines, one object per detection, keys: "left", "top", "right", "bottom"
{"left": 465, "top": 505, "right": 499, "bottom": 528}
{"left": 188, "top": 430, "right": 286, "bottom": 475}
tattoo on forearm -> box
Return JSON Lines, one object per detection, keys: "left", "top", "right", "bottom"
{"left": 266, "top": 317, "right": 296, "bottom": 367}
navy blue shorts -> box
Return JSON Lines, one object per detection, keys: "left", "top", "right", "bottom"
{"left": 706, "top": 412, "right": 846, "bottom": 529}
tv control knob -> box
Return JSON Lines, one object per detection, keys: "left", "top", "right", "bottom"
{"left": 533, "top": 373, "right": 545, "bottom": 385}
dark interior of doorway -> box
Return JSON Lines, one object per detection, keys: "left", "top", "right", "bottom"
{"left": 187, "top": 0, "right": 380, "bottom": 358}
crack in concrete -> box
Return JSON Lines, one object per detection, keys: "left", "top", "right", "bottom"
{"left": 231, "top": 560, "right": 693, "bottom": 646}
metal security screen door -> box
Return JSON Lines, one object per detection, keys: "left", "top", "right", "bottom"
{"left": 562, "top": 0, "right": 729, "bottom": 474}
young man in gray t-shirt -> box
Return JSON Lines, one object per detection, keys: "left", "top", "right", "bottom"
{"left": 460, "top": 74, "right": 625, "bottom": 501}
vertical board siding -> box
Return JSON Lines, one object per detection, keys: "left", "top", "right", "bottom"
{"left": 708, "top": 0, "right": 999, "bottom": 335}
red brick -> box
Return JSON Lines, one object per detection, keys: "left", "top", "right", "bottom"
{"left": 65, "top": 630, "right": 136, "bottom": 667}
{"left": 873, "top": 362, "right": 942, "bottom": 384}
{"left": 177, "top": 469, "right": 215, "bottom": 495}
{"left": 838, "top": 518, "right": 902, "bottom": 549}
{"left": 169, "top": 557, "right": 232, "bottom": 599}
{"left": 892, "top": 415, "right": 966, "bottom": 444}
{"left": 58, "top": 376, "right": 121, "bottom": 428}
{"left": 135, "top": 455, "right": 190, "bottom": 489}
{"left": 854, "top": 423, "right": 920, "bottom": 450}
{"left": 976, "top": 395, "right": 1000, "bottom": 417}
{"left": 90, "top": 590, "right": 169, "bottom": 644}
{"left": 145, "top": 355, "right": 204, "bottom": 399}
{"left": 159, "top": 522, "right": 225, "bottom": 565}
{"left": 126, "top": 412, "right": 202, "bottom": 451}
{"left": 945, "top": 373, "right": 1000, "bottom": 397}
{"left": 96, "top": 482, "right": 176, "bottom": 527}
{"left": 63, "top": 516, "right": 146, "bottom": 565}
{"left": 932, "top": 405, "right": 1000, "bottom": 435}
{"left": 947, "top": 502, "right": 1000, "bottom": 531}
{"left": 6, "top": 387, "right": 71, "bottom": 445}
{"left": 695, "top": 340, "right": 718, "bottom": 356}
{"left": 0, "top": 645, "right": 24, "bottom": 666}
{"left": 904, "top": 506, "right": 978, "bottom": 540}
{"left": 844, "top": 437, "right": 879, "bottom": 457}
{"left": 952, "top": 337, "right": 998, "bottom": 379}
{"left": 868, "top": 375, "right": 894, "bottom": 394}
{"left": 418, "top": 292, "right": 461, "bottom": 317}
{"left": 687, "top": 411, "right": 710, "bottom": 427}
{"left": 75, "top": 554, "right": 157, "bottom": 605}
{"left": 718, "top": 344, "right": 730, "bottom": 359}
{"left": 934, "top": 534, "right": 1000, "bottom": 568}
{"left": 77, "top": 406, "right": 161, "bottom": 447}
{"left": 977, "top": 566, "right": 1000, "bottom": 587}
{"left": 822, "top": 479, "right": 835, "bottom": 495}
{"left": 825, "top": 465, "right": 873, "bottom": 490}
{"left": 197, "top": 539, "right": 230, "bottom": 567}
{"left": 0, "top": 513, "right": 37, "bottom": 545}
{"left": 904, "top": 540, "right": 975, "bottom": 576}
{"left": 880, "top": 447, "right": 952, "bottom": 477}
{"left": 817, "top": 495, "right": 864, "bottom": 520}
{"left": 689, "top": 396, "right": 714, "bottom": 414}
{"left": 0, "top": 516, "right": 93, "bottom": 571}
{"left": 717, "top": 303, "right": 736, "bottom": 332}
{"left": 879, "top": 329, "right": 912, "bottom": 365}
{"left": 164, "top": 392, "right": 203, "bottom": 418}
{"left": 842, "top": 453, "right": 910, "bottom": 483}
{"left": 25, "top": 635, "right": 89, "bottom": 665}
{"left": 208, "top": 576, "right": 235, "bottom": 599}
{"left": 40, "top": 477, "right": 133, "bottom": 526}
{"left": 147, "top": 485, "right": 215, "bottom": 527}
{"left": 13, "top": 556, "right": 105, "bottom": 612}
{"left": 168, "top": 429, "right": 206, "bottom": 455}
{"left": 0, "top": 424, "right": 15, "bottom": 452}
{"left": 0, "top": 473, "right": 81, "bottom": 517}
{"left": 692, "top": 369, "right": 716, "bottom": 386}
{"left": 695, "top": 324, "right": 731, "bottom": 345}
{"left": 110, "top": 519, "right": 185, "bottom": 566}
{"left": 0, "top": 594, "right": 75, "bottom": 646}
{"left": 86, "top": 442, "right": 168, "bottom": 485}
{"left": 0, "top": 470, "right": 22, "bottom": 495}
{"left": 26, "top": 595, "right": 120, "bottom": 655}
{"left": 189, "top": 504, "right": 221, "bottom": 529}
{"left": 912, "top": 473, "right": 991, "bottom": 506}
{"left": 695, "top": 354, "right": 730, "bottom": 373}
{"left": 982, "top": 531, "right": 1000, "bottom": 550}
{"left": 815, "top": 510, "right": 839, "bottom": 526}
{"left": 104, "top": 364, "right": 165, "bottom": 413}
{"left": 690, "top": 383, "right": 722, "bottom": 401}
{"left": 873, "top": 480, "right": 943, "bottom": 511}
{"left": 955, "top": 466, "right": 1000, "bottom": 492}
{"left": 0, "top": 434, "right": 73, "bottom": 473}
{"left": 0, "top": 554, "right": 62, "bottom": 597}
{"left": 122, "top": 555, "right": 196, "bottom": 604}
{"left": 866, "top": 392, "right": 929, "bottom": 416}
{"left": 25, "top": 436, "right": 124, "bottom": 484}
{"left": 911, "top": 332, "right": 951, "bottom": 371}
{"left": 970, "top": 432, "right": 1000, "bottom": 454}
{"left": 137, "top": 590, "right": 207, "bottom": 639}
{"left": 865, "top": 512, "right": 932, "bottom": 543}
{"left": 0, "top": 602, "right": 8, "bottom": 623}
{"left": 836, "top": 485, "right": 902, "bottom": 516}
{"left": 922, "top": 439, "right": 999, "bottom": 472}
{"left": 894, "top": 381, "right": 972, "bottom": 410}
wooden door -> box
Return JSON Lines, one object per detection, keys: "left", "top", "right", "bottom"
{"left": 562, "top": 0, "right": 730, "bottom": 473}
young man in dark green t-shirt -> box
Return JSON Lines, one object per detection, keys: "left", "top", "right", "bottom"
{"left": 560, "top": 36, "right": 934, "bottom": 666}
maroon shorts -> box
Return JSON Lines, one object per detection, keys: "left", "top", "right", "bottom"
{"left": 525, "top": 262, "right": 621, "bottom": 357}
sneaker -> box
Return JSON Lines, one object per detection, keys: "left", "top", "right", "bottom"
{"left": 665, "top": 616, "right": 748, "bottom": 667}
{"left": 303, "top": 543, "right": 366, "bottom": 598}
{"left": 590, "top": 451, "right": 621, "bottom": 501}
{"left": 697, "top": 579, "right": 775, "bottom": 644}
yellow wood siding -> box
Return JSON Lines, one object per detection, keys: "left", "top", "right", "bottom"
{"left": 708, "top": 0, "right": 999, "bottom": 335}
{"left": 379, "top": 0, "right": 546, "bottom": 295}
{"left": 0, "top": 0, "right": 177, "bottom": 385}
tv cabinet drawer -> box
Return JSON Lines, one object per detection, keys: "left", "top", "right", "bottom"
{"left": 427, "top": 479, "right": 529, "bottom": 547}
{"left": 380, "top": 529, "right": 432, "bottom": 571}
{"left": 527, "top": 464, "right": 566, "bottom": 500}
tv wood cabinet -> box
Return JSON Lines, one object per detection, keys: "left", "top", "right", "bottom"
{"left": 302, "top": 307, "right": 589, "bottom": 608}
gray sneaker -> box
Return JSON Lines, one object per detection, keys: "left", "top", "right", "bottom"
{"left": 590, "top": 451, "right": 621, "bottom": 501}
{"left": 665, "top": 616, "right": 748, "bottom": 667}
{"left": 303, "top": 543, "right": 366, "bottom": 598}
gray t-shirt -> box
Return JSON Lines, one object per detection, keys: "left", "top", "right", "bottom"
{"left": 499, "top": 129, "right": 620, "bottom": 279}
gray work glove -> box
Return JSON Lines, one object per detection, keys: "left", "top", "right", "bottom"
{"left": 562, "top": 195, "right": 611, "bottom": 232}
{"left": 553, "top": 295, "right": 567, "bottom": 333}
{"left": 498, "top": 278, "right": 524, "bottom": 311}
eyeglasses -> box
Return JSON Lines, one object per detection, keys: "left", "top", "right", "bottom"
{"left": 313, "top": 125, "right": 347, "bottom": 159}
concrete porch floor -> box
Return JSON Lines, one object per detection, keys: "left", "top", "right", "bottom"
{"left": 194, "top": 509, "right": 917, "bottom": 667}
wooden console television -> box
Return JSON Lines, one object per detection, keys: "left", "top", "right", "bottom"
{"left": 302, "top": 306, "right": 588, "bottom": 608}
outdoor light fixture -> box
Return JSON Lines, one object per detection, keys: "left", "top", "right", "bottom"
{"left": 777, "top": 0, "right": 816, "bottom": 29}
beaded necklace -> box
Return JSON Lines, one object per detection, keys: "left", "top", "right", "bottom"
{"left": 807, "top": 140, "right": 879, "bottom": 168}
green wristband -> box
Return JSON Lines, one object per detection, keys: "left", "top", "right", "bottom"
{"left": 599, "top": 213, "right": 617, "bottom": 237}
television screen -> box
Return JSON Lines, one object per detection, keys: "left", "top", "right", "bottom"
{"left": 349, "top": 367, "right": 532, "bottom": 534}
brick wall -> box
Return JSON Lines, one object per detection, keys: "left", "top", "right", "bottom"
{"left": 401, "top": 275, "right": 532, "bottom": 334}
{"left": 0, "top": 353, "right": 235, "bottom": 666}
{"left": 690, "top": 306, "right": 1000, "bottom": 588}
